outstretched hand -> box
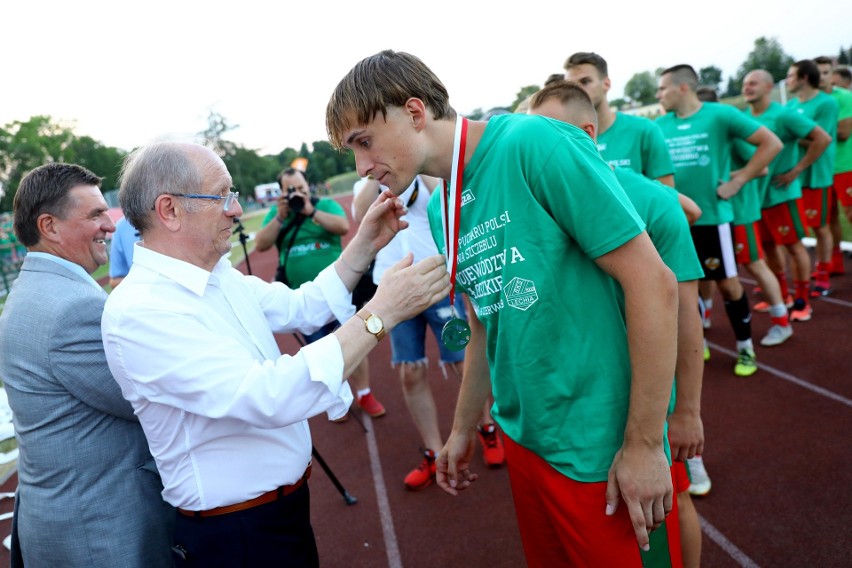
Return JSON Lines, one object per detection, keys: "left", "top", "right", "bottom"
{"left": 367, "top": 254, "right": 450, "bottom": 329}
{"left": 357, "top": 189, "right": 409, "bottom": 253}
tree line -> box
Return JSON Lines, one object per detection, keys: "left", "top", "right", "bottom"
{"left": 2, "top": 37, "right": 849, "bottom": 212}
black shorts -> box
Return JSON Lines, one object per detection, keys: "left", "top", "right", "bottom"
{"left": 690, "top": 223, "right": 739, "bottom": 281}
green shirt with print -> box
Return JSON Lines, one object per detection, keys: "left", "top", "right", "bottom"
{"left": 786, "top": 91, "right": 838, "bottom": 188}
{"left": 656, "top": 102, "right": 762, "bottom": 226}
{"left": 261, "top": 198, "right": 345, "bottom": 288}
{"left": 831, "top": 86, "right": 852, "bottom": 173}
{"left": 729, "top": 139, "right": 764, "bottom": 224}
{"left": 428, "top": 114, "right": 664, "bottom": 483}
{"left": 598, "top": 112, "right": 675, "bottom": 180}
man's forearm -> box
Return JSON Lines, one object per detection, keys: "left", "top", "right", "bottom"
{"left": 674, "top": 281, "right": 703, "bottom": 414}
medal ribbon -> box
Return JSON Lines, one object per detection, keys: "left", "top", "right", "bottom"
{"left": 440, "top": 115, "right": 468, "bottom": 307}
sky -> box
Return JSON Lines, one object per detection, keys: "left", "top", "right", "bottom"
{"left": 2, "top": 0, "right": 849, "bottom": 156}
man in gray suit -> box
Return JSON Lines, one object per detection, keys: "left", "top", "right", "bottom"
{"left": 0, "top": 163, "right": 174, "bottom": 566}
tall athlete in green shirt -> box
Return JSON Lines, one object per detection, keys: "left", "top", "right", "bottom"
{"left": 528, "top": 81, "right": 705, "bottom": 568}
{"left": 656, "top": 64, "right": 782, "bottom": 377}
{"left": 328, "top": 50, "right": 680, "bottom": 567}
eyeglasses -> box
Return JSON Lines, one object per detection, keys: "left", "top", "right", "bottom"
{"left": 160, "top": 191, "right": 240, "bottom": 212}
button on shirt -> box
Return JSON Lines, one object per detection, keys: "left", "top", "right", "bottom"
{"left": 101, "top": 245, "right": 355, "bottom": 510}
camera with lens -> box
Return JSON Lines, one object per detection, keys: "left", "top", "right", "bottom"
{"left": 286, "top": 185, "right": 318, "bottom": 215}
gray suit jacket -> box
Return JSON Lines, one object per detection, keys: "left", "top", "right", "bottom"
{"left": 0, "top": 256, "right": 174, "bottom": 567}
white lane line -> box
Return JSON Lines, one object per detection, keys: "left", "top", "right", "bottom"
{"left": 699, "top": 514, "right": 761, "bottom": 567}
{"left": 708, "top": 342, "right": 852, "bottom": 408}
{"left": 363, "top": 414, "right": 403, "bottom": 568}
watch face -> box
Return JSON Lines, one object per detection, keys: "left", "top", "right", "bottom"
{"left": 366, "top": 315, "right": 383, "bottom": 334}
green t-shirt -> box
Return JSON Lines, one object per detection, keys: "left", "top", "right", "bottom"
{"left": 613, "top": 167, "right": 703, "bottom": 418}
{"left": 656, "top": 102, "right": 762, "bottom": 226}
{"left": 729, "top": 140, "right": 764, "bottom": 224}
{"left": 613, "top": 168, "right": 704, "bottom": 283}
{"left": 831, "top": 86, "right": 852, "bottom": 173}
{"left": 261, "top": 198, "right": 345, "bottom": 287}
{"left": 786, "top": 91, "right": 838, "bottom": 188}
{"left": 744, "top": 102, "right": 816, "bottom": 207}
{"left": 598, "top": 112, "right": 675, "bottom": 180}
{"left": 428, "top": 114, "right": 656, "bottom": 483}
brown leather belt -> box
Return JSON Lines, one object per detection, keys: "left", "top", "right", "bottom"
{"left": 178, "top": 465, "right": 312, "bottom": 518}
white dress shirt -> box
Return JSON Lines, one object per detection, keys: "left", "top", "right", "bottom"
{"left": 101, "top": 245, "right": 354, "bottom": 510}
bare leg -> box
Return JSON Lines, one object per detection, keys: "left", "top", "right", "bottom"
{"left": 399, "top": 363, "right": 442, "bottom": 451}
{"left": 678, "top": 491, "right": 702, "bottom": 568}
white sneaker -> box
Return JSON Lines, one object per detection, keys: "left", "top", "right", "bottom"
{"left": 760, "top": 324, "right": 793, "bottom": 347}
{"left": 687, "top": 455, "right": 712, "bottom": 496}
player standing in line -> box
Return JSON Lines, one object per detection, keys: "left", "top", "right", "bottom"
{"left": 785, "top": 59, "right": 839, "bottom": 297}
{"left": 656, "top": 64, "right": 782, "bottom": 377}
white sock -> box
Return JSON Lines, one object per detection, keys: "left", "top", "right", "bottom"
{"left": 736, "top": 339, "right": 754, "bottom": 352}
{"left": 356, "top": 388, "right": 371, "bottom": 398}
{"left": 769, "top": 304, "right": 787, "bottom": 318}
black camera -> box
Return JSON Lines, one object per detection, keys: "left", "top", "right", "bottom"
{"left": 286, "top": 185, "right": 318, "bottom": 215}
{"left": 286, "top": 185, "right": 306, "bottom": 213}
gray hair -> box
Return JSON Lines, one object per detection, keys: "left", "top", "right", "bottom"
{"left": 118, "top": 142, "right": 204, "bottom": 233}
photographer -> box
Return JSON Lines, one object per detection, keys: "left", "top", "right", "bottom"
{"left": 255, "top": 167, "right": 349, "bottom": 294}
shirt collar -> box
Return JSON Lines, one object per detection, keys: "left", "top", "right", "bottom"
{"left": 26, "top": 251, "right": 103, "bottom": 291}
{"left": 132, "top": 245, "right": 232, "bottom": 296}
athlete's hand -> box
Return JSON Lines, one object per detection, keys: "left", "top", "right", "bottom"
{"left": 772, "top": 167, "right": 801, "bottom": 188}
{"left": 436, "top": 430, "right": 479, "bottom": 496}
{"left": 605, "top": 443, "right": 673, "bottom": 551}
{"left": 667, "top": 409, "right": 704, "bottom": 461}
{"left": 716, "top": 179, "right": 744, "bottom": 200}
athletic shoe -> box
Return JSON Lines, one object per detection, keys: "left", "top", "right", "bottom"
{"left": 477, "top": 423, "right": 506, "bottom": 468}
{"left": 687, "top": 455, "right": 712, "bottom": 496}
{"left": 404, "top": 449, "right": 437, "bottom": 491}
{"left": 789, "top": 300, "right": 812, "bottom": 322}
{"left": 702, "top": 307, "right": 712, "bottom": 329}
{"left": 734, "top": 348, "right": 757, "bottom": 377}
{"left": 357, "top": 392, "right": 386, "bottom": 418}
{"left": 703, "top": 341, "right": 710, "bottom": 362}
{"left": 760, "top": 324, "right": 793, "bottom": 347}
{"left": 809, "top": 283, "right": 831, "bottom": 298}
{"left": 753, "top": 295, "right": 794, "bottom": 313}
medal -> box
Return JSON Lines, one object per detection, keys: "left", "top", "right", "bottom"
{"left": 440, "top": 116, "right": 470, "bottom": 350}
{"left": 441, "top": 316, "right": 471, "bottom": 351}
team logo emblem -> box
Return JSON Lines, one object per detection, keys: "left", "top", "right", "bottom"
{"left": 503, "top": 277, "right": 538, "bottom": 312}
{"left": 704, "top": 257, "right": 721, "bottom": 270}
{"left": 778, "top": 225, "right": 790, "bottom": 236}
{"left": 735, "top": 243, "right": 744, "bottom": 254}
{"left": 806, "top": 208, "right": 818, "bottom": 219}
{"left": 845, "top": 187, "right": 852, "bottom": 198}
{"left": 461, "top": 189, "right": 475, "bottom": 206}
{"left": 698, "top": 155, "right": 711, "bottom": 167}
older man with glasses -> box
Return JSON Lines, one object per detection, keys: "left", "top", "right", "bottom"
{"left": 101, "top": 141, "right": 451, "bottom": 567}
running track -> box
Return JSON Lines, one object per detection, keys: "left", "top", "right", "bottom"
{"left": 0, "top": 194, "right": 848, "bottom": 567}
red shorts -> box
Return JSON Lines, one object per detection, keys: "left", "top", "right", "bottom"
{"left": 759, "top": 200, "right": 808, "bottom": 245}
{"left": 834, "top": 172, "right": 852, "bottom": 207}
{"left": 503, "top": 435, "right": 683, "bottom": 568}
{"left": 799, "top": 187, "right": 833, "bottom": 228}
{"left": 672, "top": 461, "right": 690, "bottom": 494}
{"left": 733, "top": 222, "right": 764, "bottom": 264}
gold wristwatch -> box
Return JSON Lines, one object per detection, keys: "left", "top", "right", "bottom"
{"left": 357, "top": 310, "right": 386, "bottom": 342}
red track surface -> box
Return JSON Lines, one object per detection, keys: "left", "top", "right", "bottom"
{"left": 1, "top": 194, "right": 849, "bottom": 567}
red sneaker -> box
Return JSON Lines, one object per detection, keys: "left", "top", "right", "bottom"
{"left": 357, "top": 392, "right": 386, "bottom": 418}
{"left": 809, "top": 283, "right": 831, "bottom": 298}
{"left": 404, "top": 449, "right": 437, "bottom": 491}
{"left": 790, "top": 300, "right": 813, "bottom": 322}
{"left": 754, "top": 295, "right": 794, "bottom": 313}
{"left": 477, "top": 423, "right": 506, "bottom": 468}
